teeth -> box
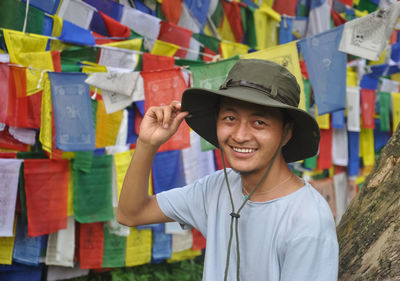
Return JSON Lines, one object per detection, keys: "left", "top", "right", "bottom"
{"left": 232, "top": 147, "right": 255, "bottom": 153}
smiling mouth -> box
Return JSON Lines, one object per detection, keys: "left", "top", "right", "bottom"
{"left": 231, "top": 147, "right": 257, "bottom": 153}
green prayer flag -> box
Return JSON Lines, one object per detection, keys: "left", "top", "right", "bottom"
{"left": 0, "top": 0, "right": 44, "bottom": 35}
{"left": 73, "top": 154, "right": 114, "bottom": 223}
{"left": 304, "top": 154, "right": 317, "bottom": 170}
{"left": 379, "top": 92, "right": 391, "bottom": 132}
{"left": 356, "top": 0, "right": 378, "bottom": 13}
{"left": 102, "top": 224, "right": 126, "bottom": 268}
{"left": 296, "top": 3, "right": 309, "bottom": 17}
{"left": 60, "top": 47, "right": 100, "bottom": 64}
{"left": 241, "top": 6, "right": 257, "bottom": 49}
{"left": 190, "top": 56, "right": 239, "bottom": 89}
{"left": 303, "top": 79, "right": 311, "bottom": 112}
{"left": 61, "top": 58, "right": 82, "bottom": 72}
{"left": 73, "top": 151, "right": 94, "bottom": 173}
{"left": 200, "top": 137, "right": 216, "bottom": 152}
{"left": 174, "top": 58, "right": 206, "bottom": 67}
{"left": 211, "top": 1, "right": 224, "bottom": 28}
{"left": 192, "top": 33, "right": 220, "bottom": 54}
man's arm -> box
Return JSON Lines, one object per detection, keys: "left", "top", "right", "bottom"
{"left": 117, "top": 101, "right": 188, "bottom": 227}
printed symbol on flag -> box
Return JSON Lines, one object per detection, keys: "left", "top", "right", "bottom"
{"left": 312, "top": 38, "right": 320, "bottom": 47}
{"left": 78, "top": 85, "right": 85, "bottom": 95}
{"left": 66, "top": 106, "right": 81, "bottom": 119}
{"left": 322, "top": 58, "right": 331, "bottom": 70}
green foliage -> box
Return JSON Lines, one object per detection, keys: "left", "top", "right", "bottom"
{"left": 65, "top": 255, "right": 204, "bottom": 281}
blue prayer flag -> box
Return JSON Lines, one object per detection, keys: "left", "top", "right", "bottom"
{"left": 49, "top": 72, "right": 96, "bottom": 151}
{"left": 391, "top": 42, "right": 400, "bottom": 62}
{"left": 134, "top": 0, "right": 157, "bottom": 16}
{"left": 299, "top": 25, "right": 346, "bottom": 114}
{"left": 90, "top": 11, "right": 109, "bottom": 36}
{"left": 360, "top": 74, "right": 380, "bottom": 90}
{"left": 184, "top": 0, "right": 211, "bottom": 28}
{"left": 24, "top": 0, "right": 60, "bottom": 14}
{"left": 135, "top": 101, "right": 145, "bottom": 116}
{"left": 152, "top": 230, "right": 172, "bottom": 261}
{"left": 279, "top": 17, "right": 294, "bottom": 44}
{"left": 348, "top": 131, "right": 360, "bottom": 177}
{"left": 374, "top": 119, "right": 390, "bottom": 152}
{"left": 13, "top": 219, "right": 44, "bottom": 266}
{"left": 332, "top": 109, "right": 345, "bottom": 129}
{"left": 84, "top": 0, "right": 123, "bottom": 21}
{"left": 59, "top": 20, "right": 95, "bottom": 46}
{"left": 152, "top": 150, "right": 186, "bottom": 194}
{"left": 127, "top": 108, "right": 138, "bottom": 144}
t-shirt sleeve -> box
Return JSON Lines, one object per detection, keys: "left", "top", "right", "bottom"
{"left": 156, "top": 174, "right": 216, "bottom": 234}
{"left": 279, "top": 236, "right": 339, "bottom": 281}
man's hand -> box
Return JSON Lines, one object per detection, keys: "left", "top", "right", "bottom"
{"left": 138, "top": 100, "right": 188, "bottom": 148}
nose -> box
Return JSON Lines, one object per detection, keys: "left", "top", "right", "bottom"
{"left": 231, "top": 121, "right": 250, "bottom": 143}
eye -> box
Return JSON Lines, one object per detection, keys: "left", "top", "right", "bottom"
{"left": 254, "top": 120, "right": 266, "bottom": 126}
{"left": 222, "top": 115, "right": 235, "bottom": 122}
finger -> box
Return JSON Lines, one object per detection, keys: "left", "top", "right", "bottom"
{"left": 170, "top": 111, "right": 189, "bottom": 130}
{"left": 162, "top": 105, "right": 172, "bottom": 129}
{"left": 170, "top": 100, "right": 182, "bottom": 111}
{"left": 151, "top": 107, "right": 165, "bottom": 125}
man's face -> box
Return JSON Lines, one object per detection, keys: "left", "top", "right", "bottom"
{"left": 216, "top": 97, "right": 290, "bottom": 176}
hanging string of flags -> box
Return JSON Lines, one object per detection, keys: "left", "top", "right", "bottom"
{"left": 1, "top": 0, "right": 400, "bottom": 280}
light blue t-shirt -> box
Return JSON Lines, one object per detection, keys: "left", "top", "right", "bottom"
{"left": 157, "top": 169, "right": 338, "bottom": 281}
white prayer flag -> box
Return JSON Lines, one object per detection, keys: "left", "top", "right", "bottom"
{"left": 332, "top": 128, "right": 348, "bottom": 166}
{"left": 57, "top": 0, "right": 95, "bottom": 30}
{"left": 47, "top": 266, "right": 89, "bottom": 281}
{"left": 120, "top": 6, "right": 161, "bottom": 41}
{"left": 346, "top": 87, "right": 361, "bottom": 132}
{"left": 339, "top": 2, "right": 400, "bottom": 61}
{"left": 9, "top": 127, "right": 36, "bottom": 145}
{"left": 0, "top": 159, "right": 23, "bottom": 237}
{"left": 333, "top": 172, "right": 348, "bottom": 225}
{"left": 98, "top": 46, "right": 138, "bottom": 71}
{"left": 172, "top": 231, "right": 193, "bottom": 253}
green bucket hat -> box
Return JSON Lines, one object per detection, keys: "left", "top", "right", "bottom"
{"left": 181, "top": 59, "right": 320, "bottom": 163}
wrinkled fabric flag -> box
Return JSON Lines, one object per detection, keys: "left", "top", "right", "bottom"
{"left": 45, "top": 216, "right": 75, "bottom": 267}
{"left": 332, "top": 128, "right": 348, "bottom": 167}
{"left": 178, "top": 3, "right": 201, "bottom": 34}
{"left": 120, "top": 6, "right": 161, "bottom": 41}
{"left": 360, "top": 127, "right": 375, "bottom": 167}
{"left": 152, "top": 230, "right": 172, "bottom": 261}
{"left": 184, "top": 0, "right": 210, "bottom": 29}
{"left": 125, "top": 228, "right": 152, "bottom": 267}
{"left": 162, "top": 0, "right": 183, "bottom": 25}
{"left": 99, "top": 11, "right": 130, "bottom": 38}
{"left": 192, "top": 228, "right": 206, "bottom": 250}
{"left": 348, "top": 131, "right": 360, "bottom": 176}
{"left": 306, "top": 0, "right": 331, "bottom": 36}
{"left": 79, "top": 222, "right": 104, "bottom": 269}
{"left": 0, "top": 159, "right": 22, "bottom": 237}
{"left": 98, "top": 46, "right": 138, "bottom": 72}
{"left": 84, "top": 0, "right": 123, "bottom": 21}
{"left": 73, "top": 154, "right": 114, "bottom": 223}
{"left": 102, "top": 223, "right": 126, "bottom": 268}
{"left": 142, "top": 68, "right": 190, "bottom": 152}
{"left": 158, "top": 21, "right": 193, "bottom": 58}
{"left": 299, "top": 26, "right": 346, "bottom": 114}
{"left": 346, "top": 87, "right": 361, "bottom": 132}
{"left": 339, "top": 2, "right": 400, "bottom": 61}
{"left": 279, "top": 16, "right": 294, "bottom": 44}
{"left": 379, "top": 92, "right": 391, "bottom": 132}
{"left": 273, "top": 0, "right": 298, "bottom": 16}
{"left": 24, "top": 159, "right": 69, "bottom": 237}
{"left": 13, "top": 218, "right": 45, "bottom": 266}
{"left": 95, "top": 100, "right": 123, "bottom": 147}
{"left": 360, "top": 89, "right": 375, "bottom": 129}
{"left": 374, "top": 119, "right": 390, "bottom": 152}
{"left": 317, "top": 127, "right": 333, "bottom": 170}
{"left": 143, "top": 53, "right": 175, "bottom": 72}
{"left": 57, "top": 0, "right": 95, "bottom": 29}
{"left": 153, "top": 150, "right": 186, "bottom": 194}
{"left": 25, "top": 0, "right": 60, "bottom": 14}
{"left": 59, "top": 20, "right": 96, "bottom": 46}
{"left": 49, "top": 72, "right": 95, "bottom": 151}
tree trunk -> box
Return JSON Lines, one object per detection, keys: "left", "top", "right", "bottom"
{"left": 337, "top": 125, "right": 400, "bottom": 281}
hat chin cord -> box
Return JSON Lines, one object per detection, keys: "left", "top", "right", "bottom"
{"left": 220, "top": 130, "right": 289, "bottom": 281}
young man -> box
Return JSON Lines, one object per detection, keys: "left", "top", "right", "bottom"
{"left": 118, "top": 59, "right": 338, "bottom": 281}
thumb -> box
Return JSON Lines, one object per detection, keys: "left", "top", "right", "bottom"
{"left": 170, "top": 111, "right": 189, "bottom": 130}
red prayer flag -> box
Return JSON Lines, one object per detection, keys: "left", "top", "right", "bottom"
{"left": 202, "top": 47, "right": 218, "bottom": 62}
{"left": 99, "top": 11, "right": 130, "bottom": 38}
{"left": 158, "top": 21, "right": 193, "bottom": 58}
{"left": 162, "top": 0, "right": 183, "bottom": 25}
{"left": 192, "top": 228, "right": 206, "bottom": 250}
{"left": 331, "top": 9, "right": 346, "bottom": 27}
{"left": 141, "top": 68, "right": 190, "bottom": 152}
{"left": 337, "top": 0, "right": 353, "bottom": 6}
{"left": 317, "top": 127, "right": 333, "bottom": 170}
{"left": 24, "top": 159, "right": 69, "bottom": 237}
{"left": 142, "top": 52, "right": 175, "bottom": 72}
{"left": 214, "top": 149, "right": 231, "bottom": 170}
{"left": 0, "top": 63, "right": 12, "bottom": 124}
{"left": 361, "top": 89, "right": 375, "bottom": 129}
{"left": 93, "top": 32, "right": 117, "bottom": 45}
{"left": 272, "top": 0, "right": 299, "bottom": 17}
{"left": 51, "top": 51, "right": 62, "bottom": 72}
{"left": 221, "top": 1, "right": 244, "bottom": 43}
{"left": 79, "top": 222, "right": 104, "bottom": 269}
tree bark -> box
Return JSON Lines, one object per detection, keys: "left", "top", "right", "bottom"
{"left": 337, "top": 125, "right": 400, "bottom": 281}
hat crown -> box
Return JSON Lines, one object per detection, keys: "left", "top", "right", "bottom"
{"left": 223, "top": 59, "right": 300, "bottom": 107}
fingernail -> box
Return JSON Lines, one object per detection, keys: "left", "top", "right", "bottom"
{"left": 163, "top": 123, "right": 169, "bottom": 129}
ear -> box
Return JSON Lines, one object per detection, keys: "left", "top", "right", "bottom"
{"left": 282, "top": 122, "right": 293, "bottom": 146}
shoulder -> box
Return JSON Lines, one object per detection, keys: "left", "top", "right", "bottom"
{"left": 285, "top": 182, "right": 337, "bottom": 240}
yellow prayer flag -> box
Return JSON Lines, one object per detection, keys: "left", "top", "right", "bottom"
{"left": 151, "top": 40, "right": 179, "bottom": 57}
{"left": 0, "top": 218, "right": 17, "bottom": 265}
{"left": 95, "top": 100, "right": 124, "bottom": 148}
{"left": 220, "top": 41, "right": 249, "bottom": 59}
{"left": 392, "top": 93, "right": 400, "bottom": 131}
{"left": 104, "top": 38, "right": 143, "bottom": 51}
{"left": 81, "top": 61, "right": 108, "bottom": 74}
{"left": 114, "top": 149, "right": 135, "bottom": 197}
{"left": 346, "top": 68, "right": 358, "bottom": 87}
{"left": 369, "top": 49, "right": 387, "bottom": 66}
{"left": 49, "top": 15, "right": 73, "bottom": 51}
{"left": 125, "top": 228, "right": 152, "bottom": 267}
{"left": 254, "top": 4, "right": 279, "bottom": 50}
{"left": 3, "top": 29, "right": 54, "bottom": 95}
{"left": 242, "top": 41, "right": 306, "bottom": 110}
{"left": 168, "top": 249, "right": 202, "bottom": 263}
{"left": 315, "top": 107, "right": 330, "bottom": 129}
{"left": 39, "top": 73, "right": 53, "bottom": 154}
{"left": 217, "top": 15, "right": 236, "bottom": 42}
{"left": 67, "top": 163, "right": 74, "bottom": 216}
{"left": 391, "top": 72, "right": 400, "bottom": 83}
{"left": 360, "top": 127, "right": 375, "bottom": 167}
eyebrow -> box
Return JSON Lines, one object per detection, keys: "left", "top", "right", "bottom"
{"left": 220, "top": 106, "right": 274, "bottom": 118}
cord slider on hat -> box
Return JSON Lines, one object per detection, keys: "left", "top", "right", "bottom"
{"left": 230, "top": 212, "right": 240, "bottom": 218}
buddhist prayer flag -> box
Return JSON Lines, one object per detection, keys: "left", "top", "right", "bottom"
{"left": 58, "top": 0, "right": 95, "bottom": 29}
{"left": 220, "top": 41, "right": 249, "bottom": 59}
{"left": 299, "top": 26, "right": 346, "bottom": 114}
{"left": 143, "top": 53, "right": 175, "bottom": 72}
{"left": 392, "top": 93, "right": 400, "bottom": 130}
{"left": 142, "top": 68, "right": 190, "bottom": 152}
{"left": 151, "top": 40, "right": 180, "bottom": 57}
{"left": 95, "top": 100, "right": 123, "bottom": 148}
{"left": 360, "top": 89, "right": 376, "bottom": 129}
{"left": 306, "top": 0, "right": 331, "bottom": 36}
{"left": 125, "top": 228, "right": 152, "bottom": 267}
{"left": 120, "top": 6, "right": 161, "bottom": 41}
{"left": 346, "top": 87, "right": 361, "bottom": 132}
{"left": 79, "top": 222, "right": 104, "bottom": 269}
{"left": 0, "top": 159, "right": 22, "bottom": 237}
{"left": 73, "top": 154, "right": 114, "bottom": 223}
{"left": 317, "top": 127, "right": 333, "bottom": 170}
{"left": 49, "top": 72, "right": 95, "bottom": 151}
{"left": 152, "top": 227, "right": 172, "bottom": 261}
{"left": 0, "top": 221, "right": 16, "bottom": 265}
{"left": 162, "top": 0, "right": 183, "bottom": 25}
{"left": 360, "top": 127, "right": 375, "bottom": 167}
{"left": 99, "top": 11, "right": 130, "bottom": 38}
{"left": 348, "top": 131, "right": 360, "bottom": 176}
{"left": 24, "top": 159, "right": 69, "bottom": 237}
{"left": 102, "top": 224, "right": 126, "bottom": 268}
{"left": 158, "top": 21, "right": 193, "bottom": 58}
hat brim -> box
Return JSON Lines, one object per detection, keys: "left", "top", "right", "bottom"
{"left": 181, "top": 87, "right": 320, "bottom": 163}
